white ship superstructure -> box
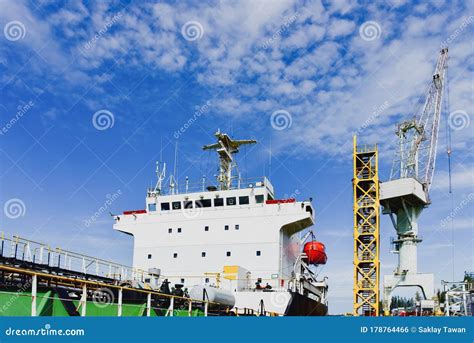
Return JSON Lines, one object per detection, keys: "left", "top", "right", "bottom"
{"left": 114, "top": 131, "right": 328, "bottom": 315}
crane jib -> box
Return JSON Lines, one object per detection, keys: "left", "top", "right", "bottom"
{"left": 390, "top": 48, "right": 448, "bottom": 197}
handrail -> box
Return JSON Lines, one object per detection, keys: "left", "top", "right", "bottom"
{"left": 0, "top": 233, "right": 154, "bottom": 284}
{"left": 148, "top": 176, "right": 269, "bottom": 196}
{"left": 0, "top": 264, "right": 218, "bottom": 306}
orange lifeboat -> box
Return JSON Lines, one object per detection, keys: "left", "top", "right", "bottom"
{"left": 303, "top": 241, "right": 327, "bottom": 265}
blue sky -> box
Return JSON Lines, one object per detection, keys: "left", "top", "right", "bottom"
{"left": 0, "top": 0, "right": 472, "bottom": 314}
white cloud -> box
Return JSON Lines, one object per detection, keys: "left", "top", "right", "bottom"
{"left": 327, "top": 18, "right": 355, "bottom": 38}
{"left": 1, "top": 1, "right": 472, "bottom": 160}
{"left": 152, "top": 3, "right": 177, "bottom": 31}
{"left": 0, "top": 0, "right": 68, "bottom": 68}
{"left": 432, "top": 168, "right": 474, "bottom": 192}
{"left": 328, "top": 0, "right": 357, "bottom": 15}
{"left": 450, "top": 217, "right": 474, "bottom": 231}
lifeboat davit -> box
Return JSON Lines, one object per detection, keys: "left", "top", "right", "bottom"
{"left": 303, "top": 241, "right": 327, "bottom": 265}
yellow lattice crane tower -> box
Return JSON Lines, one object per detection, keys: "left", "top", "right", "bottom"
{"left": 353, "top": 136, "right": 380, "bottom": 316}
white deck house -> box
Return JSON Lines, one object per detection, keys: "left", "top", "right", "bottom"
{"left": 114, "top": 131, "right": 327, "bottom": 314}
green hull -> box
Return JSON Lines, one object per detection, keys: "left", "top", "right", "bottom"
{"left": 0, "top": 288, "right": 204, "bottom": 317}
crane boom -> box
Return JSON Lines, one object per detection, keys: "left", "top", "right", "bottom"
{"left": 381, "top": 48, "right": 448, "bottom": 315}
{"left": 390, "top": 48, "right": 448, "bottom": 196}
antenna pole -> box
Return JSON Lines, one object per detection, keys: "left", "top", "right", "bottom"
{"left": 269, "top": 138, "right": 272, "bottom": 180}
{"left": 160, "top": 136, "right": 163, "bottom": 162}
{"left": 174, "top": 141, "right": 178, "bottom": 178}
{"left": 155, "top": 162, "right": 166, "bottom": 194}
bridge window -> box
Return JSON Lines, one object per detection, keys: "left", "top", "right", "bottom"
{"left": 214, "top": 198, "right": 224, "bottom": 207}
{"left": 239, "top": 196, "right": 249, "bottom": 205}
{"left": 148, "top": 203, "right": 156, "bottom": 211}
{"left": 161, "top": 202, "right": 170, "bottom": 211}
{"left": 172, "top": 201, "right": 181, "bottom": 210}
{"left": 306, "top": 205, "right": 313, "bottom": 216}
{"left": 226, "top": 197, "right": 236, "bottom": 206}
{"left": 200, "top": 199, "right": 212, "bottom": 207}
{"left": 255, "top": 195, "right": 264, "bottom": 204}
{"left": 184, "top": 200, "right": 193, "bottom": 209}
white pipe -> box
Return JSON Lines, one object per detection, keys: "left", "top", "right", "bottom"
{"left": 146, "top": 293, "right": 151, "bottom": 317}
{"left": 31, "top": 275, "right": 37, "bottom": 316}
{"left": 118, "top": 288, "right": 123, "bottom": 316}
{"left": 81, "top": 284, "right": 87, "bottom": 317}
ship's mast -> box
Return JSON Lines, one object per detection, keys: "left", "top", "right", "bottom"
{"left": 203, "top": 130, "right": 256, "bottom": 190}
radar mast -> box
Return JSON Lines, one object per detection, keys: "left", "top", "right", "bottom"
{"left": 202, "top": 130, "right": 256, "bottom": 190}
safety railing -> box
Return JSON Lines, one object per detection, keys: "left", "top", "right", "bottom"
{"left": 0, "top": 233, "right": 154, "bottom": 284}
{"left": 0, "top": 264, "right": 219, "bottom": 317}
{"left": 0, "top": 264, "right": 285, "bottom": 317}
{"left": 147, "top": 176, "right": 272, "bottom": 196}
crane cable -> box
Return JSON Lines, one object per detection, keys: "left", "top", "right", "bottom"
{"left": 443, "top": 56, "right": 455, "bottom": 282}
{"left": 445, "top": 63, "right": 453, "bottom": 194}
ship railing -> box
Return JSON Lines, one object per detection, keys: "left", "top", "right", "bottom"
{"left": 0, "top": 263, "right": 285, "bottom": 317}
{"left": 0, "top": 263, "right": 228, "bottom": 317}
{"left": 163, "top": 273, "right": 290, "bottom": 292}
{"left": 148, "top": 176, "right": 272, "bottom": 196}
{"left": 0, "top": 233, "right": 154, "bottom": 284}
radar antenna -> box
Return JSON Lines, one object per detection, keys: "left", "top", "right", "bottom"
{"left": 203, "top": 130, "right": 256, "bottom": 190}
{"left": 154, "top": 162, "right": 166, "bottom": 194}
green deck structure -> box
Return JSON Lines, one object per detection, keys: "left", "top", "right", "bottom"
{"left": 0, "top": 235, "right": 213, "bottom": 317}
